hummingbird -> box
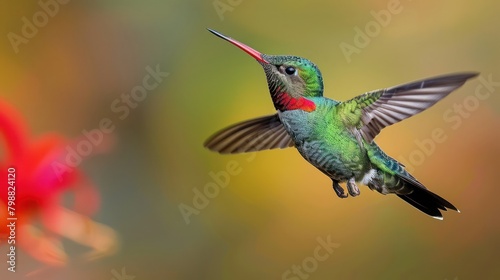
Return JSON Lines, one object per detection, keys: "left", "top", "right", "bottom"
{"left": 204, "top": 29, "right": 478, "bottom": 219}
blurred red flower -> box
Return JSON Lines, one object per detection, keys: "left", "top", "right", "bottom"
{"left": 0, "top": 100, "right": 117, "bottom": 266}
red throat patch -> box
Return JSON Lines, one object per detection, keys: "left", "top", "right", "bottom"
{"left": 275, "top": 91, "right": 316, "bottom": 112}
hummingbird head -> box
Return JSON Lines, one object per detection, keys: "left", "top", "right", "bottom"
{"left": 208, "top": 29, "right": 324, "bottom": 112}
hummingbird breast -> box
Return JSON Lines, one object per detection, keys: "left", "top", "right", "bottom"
{"left": 278, "top": 98, "right": 371, "bottom": 182}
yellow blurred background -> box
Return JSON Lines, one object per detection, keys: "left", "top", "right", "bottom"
{"left": 0, "top": 0, "right": 499, "bottom": 279}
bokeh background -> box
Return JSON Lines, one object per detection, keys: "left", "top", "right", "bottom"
{"left": 1, "top": 0, "right": 499, "bottom": 279}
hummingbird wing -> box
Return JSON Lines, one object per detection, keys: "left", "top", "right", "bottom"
{"left": 338, "top": 72, "right": 478, "bottom": 143}
{"left": 204, "top": 114, "right": 294, "bottom": 154}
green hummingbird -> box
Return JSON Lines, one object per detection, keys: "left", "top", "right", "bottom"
{"left": 204, "top": 29, "right": 478, "bottom": 219}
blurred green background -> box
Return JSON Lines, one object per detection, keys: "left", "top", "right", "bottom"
{"left": 1, "top": 0, "right": 499, "bottom": 279}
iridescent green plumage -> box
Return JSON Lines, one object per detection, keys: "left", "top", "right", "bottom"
{"left": 204, "top": 29, "right": 478, "bottom": 219}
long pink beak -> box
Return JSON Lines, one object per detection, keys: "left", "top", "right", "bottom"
{"left": 207, "top": 29, "right": 269, "bottom": 64}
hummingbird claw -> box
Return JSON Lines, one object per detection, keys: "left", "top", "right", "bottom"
{"left": 347, "top": 177, "right": 360, "bottom": 197}
{"left": 332, "top": 181, "right": 348, "bottom": 198}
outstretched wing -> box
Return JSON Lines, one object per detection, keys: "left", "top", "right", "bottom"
{"left": 338, "top": 72, "right": 479, "bottom": 143}
{"left": 204, "top": 114, "right": 294, "bottom": 154}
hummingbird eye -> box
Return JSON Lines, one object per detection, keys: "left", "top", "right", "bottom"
{"left": 285, "top": 66, "right": 297, "bottom": 75}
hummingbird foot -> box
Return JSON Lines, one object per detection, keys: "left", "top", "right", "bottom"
{"left": 332, "top": 181, "right": 348, "bottom": 198}
{"left": 347, "top": 177, "right": 360, "bottom": 197}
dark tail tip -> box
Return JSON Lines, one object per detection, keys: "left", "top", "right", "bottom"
{"left": 397, "top": 187, "right": 458, "bottom": 220}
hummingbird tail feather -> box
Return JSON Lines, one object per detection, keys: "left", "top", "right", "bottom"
{"left": 396, "top": 178, "right": 458, "bottom": 220}
{"left": 367, "top": 148, "right": 459, "bottom": 219}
